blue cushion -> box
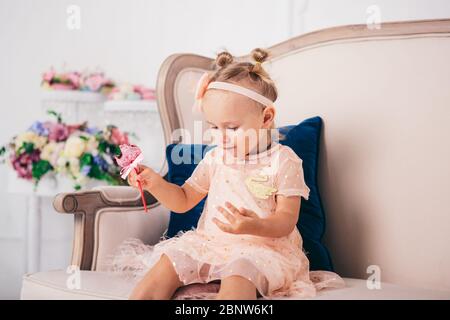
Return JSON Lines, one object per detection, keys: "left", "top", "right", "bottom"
{"left": 278, "top": 116, "right": 334, "bottom": 271}
{"left": 165, "top": 143, "right": 215, "bottom": 237}
{"left": 165, "top": 116, "right": 334, "bottom": 271}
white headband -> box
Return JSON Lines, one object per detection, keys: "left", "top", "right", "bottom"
{"left": 206, "top": 81, "right": 274, "bottom": 107}
{"left": 192, "top": 72, "right": 275, "bottom": 114}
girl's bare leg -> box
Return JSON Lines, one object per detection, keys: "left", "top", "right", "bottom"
{"left": 129, "top": 254, "right": 183, "bottom": 300}
{"left": 216, "top": 275, "right": 257, "bottom": 300}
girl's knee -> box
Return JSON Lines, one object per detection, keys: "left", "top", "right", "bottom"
{"left": 128, "top": 254, "right": 183, "bottom": 300}
{"left": 129, "top": 277, "right": 176, "bottom": 300}
{"left": 159, "top": 254, "right": 184, "bottom": 286}
{"left": 217, "top": 275, "right": 257, "bottom": 300}
{"left": 129, "top": 287, "right": 157, "bottom": 300}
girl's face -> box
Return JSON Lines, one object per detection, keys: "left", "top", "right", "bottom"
{"left": 202, "top": 88, "right": 275, "bottom": 158}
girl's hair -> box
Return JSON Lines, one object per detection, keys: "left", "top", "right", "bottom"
{"left": 209, "top": 48, "right": 285, "bottom": 141}
{"left": 210, "top": 48, "right": 278, "bottom": 103}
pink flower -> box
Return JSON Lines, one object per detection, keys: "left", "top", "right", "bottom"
{"left": 134, "top": 85, "right": 156, "bottom": 100}
{"left": 114, "top": 144, "right": 142, "bottom": 168}
{"left": 84, "top": 73, "right": 106, "bottom": 92}
{"left": 44, "top": 122, "right": 69, "bottom": 142}
{"left": 10, "top": 149, "right": 40, "bottom": 180}
{"left": 67, "top": 123, "right": 84, "bottom": 135}
{"left": 51, "top": 83, "right": 75, "bottom": 90}
{"left": 43, "top": 69, "right": 55, "bottom": 82}
{"left": 110, "top": 127, "right": 129, "bottom": 145}
{"left": 67, "top": 72, "right": 81, "bottom": 89}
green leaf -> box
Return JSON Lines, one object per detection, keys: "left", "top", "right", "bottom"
{"left": 110, "top": 144, "right": 121, "bottom": 156}
{"left": 88, "top": 164, "right": 102, "bottom": 179}
{"left": 94, "top": 132, "right": 103, "bottom": 141}
{"left": 18, "top": 142, "right": 35, "bottom": 155}
{"left": 103, "top": 173, "right": 121, "bottom": 186}
{"left": 79, "top": 153, "right": 93, "bottom": 167}
{"left": 79, "top": 135, "right": 89, "bottom": 141}
{"left": 32, "top": 160, "right": 53, "bottom": 180}
{"left": 46, "top": 109, "right": 63, "bottom": 123}
{"left": 98, "top": 141, "right": 108, "bottom": 154}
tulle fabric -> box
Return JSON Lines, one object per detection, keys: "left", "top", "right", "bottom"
{"left": 104, "top": 143, "right": 345, "bottom": 299}
{"left": 104, "top": 232, "right": 345, "bottom": 300}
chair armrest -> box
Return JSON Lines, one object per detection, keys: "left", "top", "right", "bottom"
{"left": 53, "top": 186, "right": 158, "bottom": 213}
{"left": 94, "top": 204, "right": 170, "bottom": 272}
{"left": 52, "top": 184, "right": 163, "bottom": 270}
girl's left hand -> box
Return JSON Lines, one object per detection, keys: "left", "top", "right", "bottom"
{"left": 213, "top": 201, "right": 261, "bottom": 235}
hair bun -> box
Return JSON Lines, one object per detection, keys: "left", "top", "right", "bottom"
{"left": 251, "top": 48, "right": 269, "bottom": 64}
{"left": 215, "top": 51, "right": 234, "bottom": 68}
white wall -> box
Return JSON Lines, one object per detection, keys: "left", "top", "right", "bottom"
{"left": 1, "top": 0, "right": 449, "bottom": 299}
{"left": 298, "top": 0, "right": 450, "bottom": 35}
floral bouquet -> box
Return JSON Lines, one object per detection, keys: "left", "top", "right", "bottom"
{"left": 41, "top": 68, "right": 116, "bottom": 95}
{"left": 107, "top": 83, "right": 156, "bottom": 101}
{"left": 0, "top": 110, "right": 132, "bottom": 190}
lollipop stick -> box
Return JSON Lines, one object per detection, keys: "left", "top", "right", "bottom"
{"left": 135, "top": 167, "right": 148, "bottom": 212}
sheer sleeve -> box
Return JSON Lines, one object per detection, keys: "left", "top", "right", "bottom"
{"left": 275, "top": 150, "right": 310, "bottom": 200}
{"left": 184, "top": 148, "right": 215, "bottom": 194}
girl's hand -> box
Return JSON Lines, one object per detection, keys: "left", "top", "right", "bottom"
{"left": 127, "top": 164, "right": 162, "bottom": 191}
{"left": 213, "top": 201, "right": 261, "bottom": 235}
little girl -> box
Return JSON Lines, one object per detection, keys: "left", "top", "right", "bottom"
{"left": 110, "top": 48, "right": 344, "bottom": 300}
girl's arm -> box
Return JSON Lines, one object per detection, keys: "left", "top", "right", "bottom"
{"left": 214, "top": 195, "right": 301, "bottom": 238}
{"left": 255, "top": 195, "right": 301, "bottom": 237}
{"left": 128, "top": 164, "right": 207, "bottom": 214}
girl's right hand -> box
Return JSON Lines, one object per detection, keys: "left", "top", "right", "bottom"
{"left": 127, "top": 164, "right": 162, "bottom": 191}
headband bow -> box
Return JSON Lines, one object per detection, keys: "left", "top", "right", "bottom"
{"left": 192, "top": 72, "right": 211, "bottom": 114}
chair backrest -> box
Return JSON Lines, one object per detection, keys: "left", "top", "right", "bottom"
{"left": 155, "top": 19, "right": 450, "bottom": 291}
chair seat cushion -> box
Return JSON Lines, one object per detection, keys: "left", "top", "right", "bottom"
{"left": 21, "top": 270, "right": 450, "bottom": 300}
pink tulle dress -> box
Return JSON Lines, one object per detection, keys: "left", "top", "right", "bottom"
{"left": 106, "top": 142, "right": 345, "bottom": 299}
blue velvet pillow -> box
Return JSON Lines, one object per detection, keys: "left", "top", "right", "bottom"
{"left": 278, "top": 116, "right": 334, "bottom": 271}
{"left": 165, "top": 116, "right": 334, "bottom": 271}
{"left": 165, "top": 143, "right": 215, "bottom": 237}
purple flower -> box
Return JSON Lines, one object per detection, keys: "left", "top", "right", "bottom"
{"left": 81, "top": 165, "right": 91, "bottom": 176}
{"left": 29, "top": 121, "right": 49, "bottom": 136}
{"left": 44, "top": 122, "right": 69, "bottom": 142}
{"left": 86, "top": 127, "right": 100, "bottom": 135}
{"left": 93, "top": 155, "right": 108, "bottom": 171}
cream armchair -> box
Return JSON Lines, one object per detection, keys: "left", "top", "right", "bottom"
{"left": 21, "top": 185, "right": 171, "bottom": 299}
{"left": 21, "top": 18, "right": 450, "bottom": 299}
